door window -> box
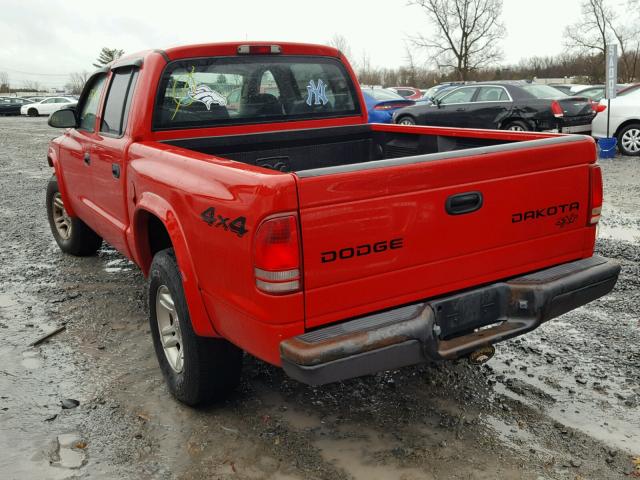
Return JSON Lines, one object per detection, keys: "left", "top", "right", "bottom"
{"left": 78, "top": 74, "right": 107, "bottom": 131}
{"left": 475, "top": 87, "right": 510, "bottom": 102}
{"left": 42, "top": 98, "right": 56, "bottom": 104}
{"left": 100, "top": 68, "right": 139, "bottom": 136}
{"left": 440, "top": 87, "right": 477, "bottom": 105}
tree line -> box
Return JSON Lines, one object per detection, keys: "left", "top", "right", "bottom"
{"left": 339, "top": 0, "right": 640, "bottom": 87}
{"left": 2, "top": 0, "right": 638, "bottom": 95}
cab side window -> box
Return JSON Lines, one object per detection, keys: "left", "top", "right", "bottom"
{"left": 78, "top": 74, "right": 107, "bottom": 131}
{"left": 440, "top": 87, "right": 477, "bottom": 105}
{"left": 475, "top": 87, "right": 509, "bottom": 102}
{"left": 100, "top": 68, "right": 139, "bottom": 137}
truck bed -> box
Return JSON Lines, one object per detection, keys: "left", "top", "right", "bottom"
{"left": 161, "top": 124, "right": 537, "bottom": 173}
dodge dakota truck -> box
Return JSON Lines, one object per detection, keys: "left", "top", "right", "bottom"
{"left": 46, "top": 42, "right": 620, "bottom": 406}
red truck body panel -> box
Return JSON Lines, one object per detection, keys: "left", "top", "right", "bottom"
{"left": 48, "top": 41, "right": 604, "bottom": 369}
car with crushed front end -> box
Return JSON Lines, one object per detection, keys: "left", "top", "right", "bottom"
{"left": 45, "top": 42, "right": 619, "bottom": 406}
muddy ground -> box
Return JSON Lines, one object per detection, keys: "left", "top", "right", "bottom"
{"left": 0, "top": 116, "right": 638, "bottom": 480}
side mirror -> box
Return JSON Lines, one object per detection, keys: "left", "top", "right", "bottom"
{"left": 434, "top": 98, "right": 442, "bottom": 108}
{"left": 48, "top": 108, "right": 78, "bottom": 128}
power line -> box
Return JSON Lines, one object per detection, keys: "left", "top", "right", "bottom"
{"left": 0, "top": 67, "right": 71, "bottom": 77}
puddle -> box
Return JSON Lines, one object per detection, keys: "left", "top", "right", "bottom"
{"left": 492, "top": 307, "right": 640, "bottom": 454}
{"left": 103, "top": 258, "right": 133, "bottom": 274}
{"left": 482, "top": 414, "right": 554, "bottom": 457}
{"left": 315, "top": 431, "right": 432, "bottom": 480}
{"left": 50, "top": 433, "right": 86, "bottom": 469}
{"left": 21, "top": 350, "right": 42, "bottom": 369}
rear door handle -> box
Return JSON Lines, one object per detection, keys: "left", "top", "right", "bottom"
{"left": 112, "top": 164, "right": 121, "bottom": 179}
{"left": 456, "top": 108, "right": 466, "bottom": 112}
{"left": 446, "top": 191, "right": 483, "bottom": 215}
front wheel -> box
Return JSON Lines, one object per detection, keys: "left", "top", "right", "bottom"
{"left": 149, "top": 248, "right": 242, "bottom": 406}
{"left": 27, "top": 108, "right": 39, "bottom": 117}
{"left": 46, "top": 176, "right": 102, "bottom": 256}
{"left": 397, "top": 116, "right": 416, "bottom": 126}
{"left": 617, "top": 123, "right": 640, "bottom": 156}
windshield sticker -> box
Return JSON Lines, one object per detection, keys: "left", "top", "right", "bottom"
{"left": 306, "top": 79, "right": 329, "bottom": 106}
{"left": 170, "top": 66, "right": 227, "bottom": 120}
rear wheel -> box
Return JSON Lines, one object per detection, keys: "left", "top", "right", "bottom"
{"left": 503, "top": 120, "right": 530, "bottom": 132}
{"left": 397, "top": 116, "right": 416, "bottom": 126}
{"left": 27, "top": 108, "right": 39, "bottom": 117}
{"left": 149, "top": 248, "right": 242, "bottom": 406}
{"left": 617, "top": 123, "right": 640, "bottom": 156}
{"left": 46, "top": 176, "right": 102, "bottom": 256}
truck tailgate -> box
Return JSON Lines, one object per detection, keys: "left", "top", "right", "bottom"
{"left": 295, "top": 136, "right": 598, "bottom": 328}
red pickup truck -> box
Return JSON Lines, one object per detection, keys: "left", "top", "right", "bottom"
{"left": 46, "top": 42, "right": 620, "bottom": 405}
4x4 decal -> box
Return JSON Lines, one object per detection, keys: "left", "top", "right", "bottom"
{"left": 201, "top": 207, "right": 248, "bottom": 238}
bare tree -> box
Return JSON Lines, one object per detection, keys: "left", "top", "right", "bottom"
{"left": 0, "top": 71, "right": 9, "bottom": 93}
{"left": 22, "top": 80, "right": 42, "bottom": 92}
{"left": 404, "top": 44, "right": 419, "bottom": 86}
{"left": 409, "top": 0, "right": 506, "bottom": 80}
{"left": 564, "top": 0, "right": 612, "bottom": 54}
{"left": 93, "top": 47, "right": 124, "bottom": 68}
{"left": 327, "top": 34, "right": 356, "bottom": 68}
{"left": 564, "top": 0, "right": 639, "bottom": 82}
{"left": 65, "top": 71, "right": 90, "bottom": 95}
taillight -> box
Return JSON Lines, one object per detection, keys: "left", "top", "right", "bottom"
{"left": 254, "top": 215, "right": 301, "bottom": 294}
{"left": 588, "top": 165, "right": 603, "bottom": 225}
{"left": 374, "top": 103, "right": 409, "bottom": 110}
{"left": 592, "top": 102, "right": 607, "bottom": 113}
{"left": 237, "top": 45, "right": 281, "bottom": 55}
{"left": 551, "top": 100, "right": 564, "bottom": 118}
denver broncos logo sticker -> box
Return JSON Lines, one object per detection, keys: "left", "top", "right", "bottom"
{"left": 187, "top": 84, "right": 227, "bottom": 110}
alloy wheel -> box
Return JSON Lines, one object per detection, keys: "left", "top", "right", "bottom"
{"left": 51, "top": 192, "right": 73, "bottom": 240}
{"left": 155, "top": 285, "right": 184, "bottom": 373}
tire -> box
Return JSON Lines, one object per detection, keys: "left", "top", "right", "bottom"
{"left": 617, "top": 123, "right": 640, "bottom": 156}
{"left": 397, "top": 115, "right": 416, "bottom": 126}
{"left": 46, "top": 176, "right": 102, "bottom": 256}
{"left": 149, "top": 248, "right": 242, "bottom": 406}
{"left": 503, "top": 120, "right": 530, "bottom": 132}
{"left": 27, "top": 108, "right": 39, "bottom": 117}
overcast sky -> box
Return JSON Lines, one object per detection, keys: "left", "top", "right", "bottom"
{"left": 0, "top": 0, "right": 596, "bottom": 89}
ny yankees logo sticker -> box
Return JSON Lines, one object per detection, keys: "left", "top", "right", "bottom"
{"left": 306, "top": 79, "right": 329, "bottom": 106}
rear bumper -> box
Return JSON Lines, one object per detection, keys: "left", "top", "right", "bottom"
{"left": 280, "top": 256, "right": 620, "bottom": 385}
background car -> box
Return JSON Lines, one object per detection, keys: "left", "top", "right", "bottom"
{"left": 393, "top": 82, "right": 595, "bottom": 133}
{"left": 361, "top": 88, "right": 415, "bottom": 123}
{"left": 574, "top": 84, "right": 627, "bottom": 102}
{"left": 618, "top": 83, "right": 640, "bottom": 96}
{"left": 20, "top": 96, "right": 78, "bottom": 116}
{"left": 387, "top": 86, "right": 423, "bottom": 100}
{"left": 549, "top": 84, "right": 590, "bottom": 95}
{"left": 592, "top": 87, "right": 640, "bottom": 156}
{"left": 0, "top": 97, "right": 33, "bottom": 116}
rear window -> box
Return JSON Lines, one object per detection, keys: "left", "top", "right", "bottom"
{"left": 153, "top": 56, "right": 360, "bottom": 130}
{"left": 520, "top": 85, "right": 568, "bottom": 99}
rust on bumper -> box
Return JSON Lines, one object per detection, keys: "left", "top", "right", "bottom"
{"left": 281, "top": 256, "right": 620, "bottom": 386}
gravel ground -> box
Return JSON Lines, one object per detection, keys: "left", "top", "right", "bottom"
{"left": 0, "top": 116, "right": 638, "bottom": 480}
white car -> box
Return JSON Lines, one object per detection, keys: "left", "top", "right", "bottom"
{"left": 592, "top": 87, "right": 640, "bottom": 156}
{"left": 20, "top": 97, "right": 77, "bottom": 117}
